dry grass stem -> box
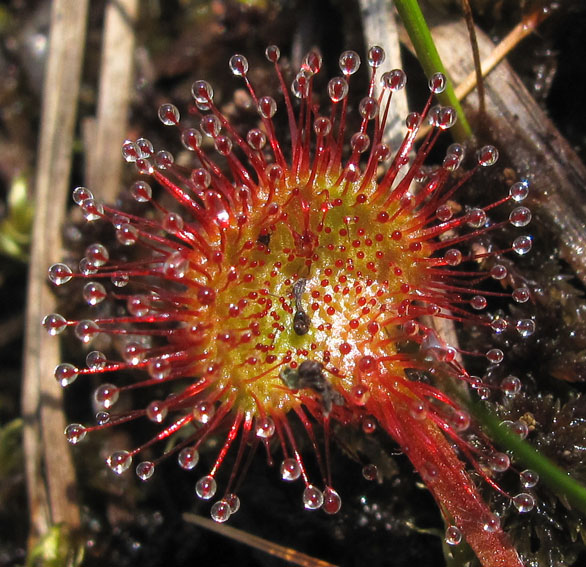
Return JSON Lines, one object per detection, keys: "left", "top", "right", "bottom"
{"left": 184, "top": 513, "right": 340, "bottom": 567}
{"left": 460, "top": 0, "right": 485, "bottom": 114}
{"left": 22, "top": 0, "right": 89, "bottom": 543}
{"left": 454, "top": 9, "right": 548, "bottom": 102}
{"left": 87, "top": 0, "right": 139, "bottom": 203}
{"left": 359, "top": 0, "right": 409, "bottom": 148}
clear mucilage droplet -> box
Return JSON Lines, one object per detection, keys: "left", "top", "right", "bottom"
{"left": 302, "top": 485, "right": 324, "bottom": 510}
{"left": 339, "top": 50, "right": 360, "bottom": 75}
{"left": 72, "top": 186, "right": 93, "bottom": 204}
{"left": 107, "top": 450, "right": 132, "bottom": 475}
{"left": 265, "top": 45, "right": 280, "bottom": 63}
{"left": 210, "top": 500, "right": 231, "bottom": 523}
{"left": 359, "top": 96, "right": 378, "bottom": 120}
{"left": 445, "top": 525, "right": 462, "bottom": 546}
{"left": 146, "top": 400, "right": 168, "bottom": 423}
{"left": 131, "top": 180, "right": 152, "bottom": 202}
{"left": 258, "top": 96, "right": 277, "bottom": 119}
{"left": 83, "top": 282, "right": 107, "bottom": 305}
{"left": 486, "top": 348, "right": 504, "bottom": 364}
{"left": 516, "top": 319, "right": 536, "bottom": 337}
{"left": 313, "top": 117, "right": 332, "bottom": 137}
{"left": 94, "top": 383, "right": 120, "bottom": 410}
{"left": 513, "top": 235, "right": 532, "bottom": 255}
{"left": 367, "top": 45, "right": 385, "bottom": 68}
{"left": 322, "top": 487, "right": 342, "bottom": 515}
{"left": 328, "top": 77, "right": 349, "bottom": 103}
{"left": 163, "top": 252, "right": 188, "bottom": 279}
{"left": 182, "top": 128, "right": 202, "bottom": 151}
{"left": 247, "top": 128, "right": 267, "bottom": 150}
{"left": 520, "top": 469, "right": 539, "bottom": 488}
{"left": 362, "top": 464, "right": 379, "bottom": 481}
{"left": 116, "top": 223, "right": 139, "bottom": 246}
{"left": 510, "top": 181, "right": 529, "bottom": 202}
{"left": 64, "top": 423, "right": 87, "bottom": 444}
{"left": 224, "top": 493, "right": 240, "bottom": 514}
{"left": 193, "top": 400, "right": 215, "bottom": 423}
{"left": 96, "top": 411, "right": 110, "bottom": 425}
{"left": 476, "top": 145, "right": 499, "bottom": 167}
{"left": 80, "top": 198, "right": 104, "bottom": 221}
{"left": 229, "top": 54, "right": 249, "bottom": 77}
{"left": 192, "top": 80, "right": 214, "bottom": 104}
{"left": 158, "top": 103, "right": 180, "bottom": 126}
{"left": 178, "top": 447, "right": 199, "bottom": 470}
{"left": 54, "top": 363, "right": 78, "bottom": 387}
{"left": 255, "top": 416, "right": 275, "bottom": 438}
{"left": 195, "top": 475, "right": 217, "bottom": 499}
{"left": 136, "top": 137, "right": 154, "bottom": 157}
{"left": 471, "top": 295, "right": 487, "bottom": 310}
{"left": 381, "top": 69, "right": 406, "bottom": 91}
{"left": 74, "top": 319, "right": 100, "bottom": 343}
{"left": 280, "top": 458, "right": 301, "bottom": 481}
{"left": 500, "top": 375, "right": 522, "bottom": 396}
{"left": 513, "top": 287, "right": 530, "bottom": 303}
{"left": 122, "top": 140, "right": 140, "bottom": 162}
{"left": 509, "top": 206, "right": 532, "bottom": 227}
{"left": 111, "top": 273, "right": 129, "bottom": 287}
{"left": 513, "top": 493, "right": 535, "bottom": 513}
{"left": 428, "top": 72, "right": 446, "bottom": 94}
{"left": 86, "top": 350, "right": 107, "bottom": 370}
{"left": 42, "top": 313, "right": 67, "bottom": 335}
{"left": 48, "top": 263, "right": 73, "bottom": 285}
{"left": 86, "top": 243, "right": 109, "bottom": 266}
{"left": 489, "top": 452, "right": 511, "bottom": 473}
{"left": 482, "top": 514, "right": 501, "bottom": 533}
{"left": 136, "top": 461, "right": 155, "bottom": 481}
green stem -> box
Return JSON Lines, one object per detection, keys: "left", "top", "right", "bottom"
{"left": 394, "top": 0, "right": 472, "bottom": 141}
{"left": 473, "top": 403, "right": 586, "bottom": 516}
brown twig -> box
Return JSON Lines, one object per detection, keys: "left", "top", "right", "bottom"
{"left": 22, "top": 0, "right": 88, "bottom": 544}
{"left": 430, "top": 12, "right": 586, "bottom": 284}
{"left": 410, "top": 8, "right": 548, "bottom": 143}
{"left": 184, "top": 513, "right": 339, "bottom": 567}
{"left": 454, "top": 8, "right": 549, "bottom": 102}
{"left": 460, "top": 0, "right": 485, "bottom": 116}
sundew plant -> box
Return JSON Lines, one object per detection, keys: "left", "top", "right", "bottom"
{"left": 44, "top": 40, "right": 541, "bottom": 567}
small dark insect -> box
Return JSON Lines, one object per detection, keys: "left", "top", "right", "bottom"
{"left": 292, "top": 278, "right": 310, "bottom": 335}
{"left": 293, "top": 311, "right": 311, "bottom": 335}
{"left": 279, "top": 360, "right": 344, "bottom": 415}
{"left": 257, "top": 232, "right": 271, "bottom": 247}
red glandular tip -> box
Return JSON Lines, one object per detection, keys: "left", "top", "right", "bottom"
{"left": 47, "top": 45, "right": 535, "bottom": 566}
